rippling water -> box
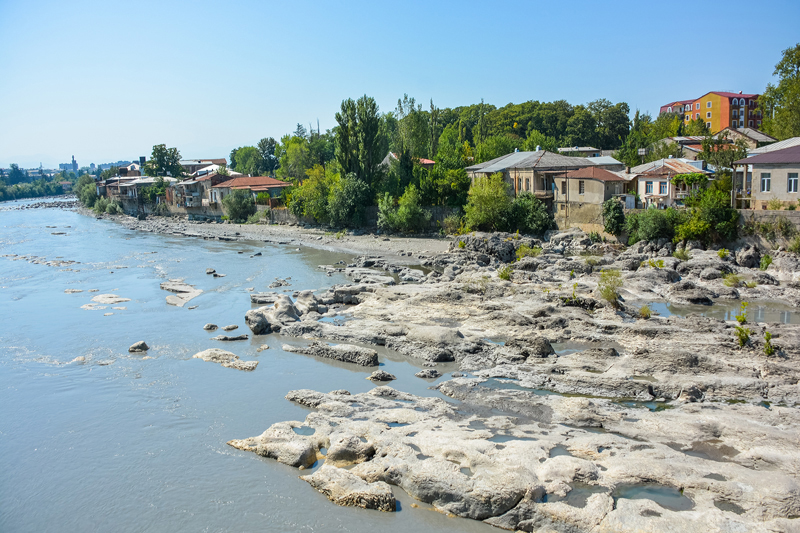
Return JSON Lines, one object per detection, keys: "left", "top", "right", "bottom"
{"left": 0, "top": 200, "right": 492, "bottom": 533}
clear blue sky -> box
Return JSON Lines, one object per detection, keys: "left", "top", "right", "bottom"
{"left": 2, "top": 0, "right": 798, "bottom": 168}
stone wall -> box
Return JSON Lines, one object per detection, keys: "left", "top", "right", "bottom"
{"left": 266, "top": 206, "right": 459, "bottom": 230}
{"left": 738, "top": 209, "right": 800, "bottom": 231}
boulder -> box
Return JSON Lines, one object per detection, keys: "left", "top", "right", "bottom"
{"left": 245, "top": 295, "right": 301, "bottom": 334}
{"left": 222, "top": 324, "right": 238, "bottom": 331}
{"left": 367, "top": 370, "right": 396, "bottom": 382}
{"left": 415, "top": 369, "right": 442, "bottom": 379}
{"left": 203, "top": 323, "right": 218, "bottom": 331}
{"left": 227, "top": 421, "right": 317, "bottom": 467}
{"left": 282, "top": 342, "right": 379, "bottom": 367}
{"left": 735, "top": 245, "right": 761, "bottom": 268}
{"left": 212, "top": 334, "right": 249, "bottom": 341}
{"left": 192, "top": 348, "right": 258, "bottom": 371}
{"left": 128, "top": 341, "right": 149, "bottom": 353}
{"left": 294, "top": 290, "right": 320, "bottom": 315}
{"left": 301, "top": 465, "right": 396, "bottom": 512}
{"left": 325, "top": 435, "right": 376, "bottom": 467}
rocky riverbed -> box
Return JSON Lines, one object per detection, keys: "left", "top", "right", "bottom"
{"left": 228, "top": 228, "right": 800, "bottom": 532}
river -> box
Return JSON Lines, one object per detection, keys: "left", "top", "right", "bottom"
{"left": 0, "top": 199, "right": 493, "bottom": 533}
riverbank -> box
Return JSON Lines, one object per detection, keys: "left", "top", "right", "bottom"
{"left": 82, "top": 208, "right": 451, "bottom": 265}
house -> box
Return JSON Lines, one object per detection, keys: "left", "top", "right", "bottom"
{"left": 380, "top": 152, "right": 435, "bottom": 170}
{"left": 117, "top": 176, "right": 178, "bottom": 201}
{"left": 465, "top": 150, "right": 592, "bottom": 202}
{"left": 192, "top": 164, "right": 242, "bottom": 178}
{"left": 660, "top": 91, "right": 761, "bottom": 132}
{"left": 584, "top": 156, "right": 624, "bottom": 171}
{"left": 715, "top": 127, "right": 776, "bottom": 149}
{"left": 734, "top": 145, "right": 800, "bottom": 210}
{"left": 59, "top": 181, "right": 72, "bottom": 192}
{"left": 554, "top": 167, "right": 627, "bottom": 226}
{"left": 210, "top": 176, "right": 292, "bottom": 204}
{"left": 746, "top": 136, "right": 800, "bottom": 156}
{"left": 557, "top": 146, "right": 601, "bottom": 158}
{"left": 180, "top": 158, "right": 227, "bottom": 175}
{"left": 173, "top": 172, "right": 231, "bottom": 208}
{"left": 631, "top": 158, "right": 711, "bottom": 208}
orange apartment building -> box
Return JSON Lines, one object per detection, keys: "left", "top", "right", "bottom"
{"left": 660, "top": 91, "right": 762, "bottom": 133}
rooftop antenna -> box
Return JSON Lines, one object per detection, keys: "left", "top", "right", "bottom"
{"left": 536, "top": 145, "right": 541, "bottom": 151}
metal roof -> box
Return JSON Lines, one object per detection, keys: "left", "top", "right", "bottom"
{"left": 213, "top": 176, "right": 292, "bottom": 189}
{"left": 748, "top": 136, "right": 800, "bottom": 155}
{"left": 735, "top": 145, "right": 800, "bottom": 165}
{"left": 584, "top": 156, "right": 623, "bottom": 167}
{"left": 557, "top": 146, "right": 599, "bottom": 153}
{"left": 631, "top": 158, "right": 708, "bottom": 175}
{"left": 565, "top": 167, "right": 624, "bottom": 181}
{"left": 466, "top": 150, "right": 592, "bottom": 173}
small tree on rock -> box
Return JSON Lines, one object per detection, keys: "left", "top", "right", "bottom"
{"left": 602, "top": 198, "right": 625, "bottom": 236}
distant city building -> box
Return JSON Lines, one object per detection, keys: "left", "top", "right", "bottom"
{"left": 90, "top": 163, "right": 96, "bottom": 170}
{"left": 660, "top": 91, "right": 762, "bottom": 133}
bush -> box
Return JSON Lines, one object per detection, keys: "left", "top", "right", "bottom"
{"left": 745, "top": 280, "right": 758, "bottom": 288}
{"left": 675, "top": 189, "right": 738, "bottom": 244}
{"left": 105, "top": 201, "right": 122, "bottom": 215}
{"left": 327, "top": 173, "right": 371, "bottom": 228}
{"left": 222, "top": 189, "right": 256, "bottom": 223}
{"left": 394, "top": 184, "right": 431, "bottom": 232}
{"left": 735, "top": 325, "right": 751, "bottom": 348}
{"left": 507, "top": 192, "right": 555, "bottom": 235}
{"left": 764, "top": 331, "right": 775, "bottom": 356}
{"left": 498, "top": 265, "right": 513, "bottom": 281}
{"left": 255, "top": 192, "right": 271, "bottom": 205}
{"left": 625, "top": 207, "right": 685, "bottom": 244}
{"left": 767, "top": 198, "right": 784, "bottom": 210}
{"left": 93, "top": 196, "right": 109, "bottom": 214}
{"left": 723, "top": 273, "right": 742, "bottom": 287}
{"left": 464, "top": 173, "right": 512, "bottom": 231}
{"left": 246, "top": 210, "right": 267, "bottom": 224}
{"left": 442, "top": 213, "right": 462, "bottom": 235}
{"left": 760, "top": 254, "right": 772, "bottom": 271}
{"left": 598, "top": 269, "right": 623, "bottom": 309}
{"left": 718, "top": 248, "right": 729, "bottom": 259}
{"left": 75, "top": 174, "right": 98, "bottom": 208}
{"left": 289, "top": 165, "right": 335, "bottom": 222}
{"left": 789, "top": 235, "right": 800, "bottom": 254}
{"left": 638, "top": 305, "right": 652, "bottom": 319}
{"left": 516, "top": 244, "right": 542, "bottom": 260}
{"left": 602, "top": 198, "right": 625, "bottom": 236}
{"left": 673, "top": 248, "right": 691, "bottom": 261}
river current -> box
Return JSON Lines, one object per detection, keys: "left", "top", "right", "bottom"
{"left": 0, "top": 200, "right": 493, "bottom": 533}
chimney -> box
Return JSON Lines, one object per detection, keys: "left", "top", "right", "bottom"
{"left": 739, "top": 91, "right": 743, "bottom": 94}
{"left": 625, "top": 166, "right": 630, "bottom": 173}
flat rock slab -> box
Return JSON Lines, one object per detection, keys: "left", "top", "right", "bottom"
{"left": 301, "top": 464, "right": 396, "bottom": 512}
{"left": 192, "top": 348, "right": 258, "bottom": 371}
{"left": 212, "top": 334, "right": 249, "bottom": 341}
{"left": 283, "top": 342, "right": 378, "bottom": 367}
{"left": 91, "top": 294, "right": 131, "bottom": 305}
{"left": 160, "top": 280, "right": 202, "bottom": 307}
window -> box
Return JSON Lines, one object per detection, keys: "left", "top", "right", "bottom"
{"left": 685, "top": 115, "right": 691, "bottom": 121}
{"left": 707, "top": 101, "right": 712, "bottom": 108}
{"left": 667, "top": 107, "right": 672, "bottom": 113}
{"left": 525, "top": 178, "right": 530, "bottom": 191}
{"left": 517, "top": 178, "right": 522, "bottom": 190}
{"left": 696, "top": 103, "right": 700, "bottom": 110}
{"left": 696, "top": 113, "right": 700, "bottom": 119}
{"left": 749, "top": 100, "right": 754, "bottom": 106}
{"left": 749, "top": 120, "right": 754, "bottom": 127}
{"left": 748, "top": 110, "right": 753, "bottom": 117}
{"left": 739, "top": 120, "right": 743, "bottom": 127}
{"left": 707, "top": 112, "right": 712, "bottom": 118}
{"left": 761, "top": 173, "right": 771, "bottom": 192}
{"left": 789, "top": 173, "right": 798, "bottom": 193}
{"left": 659, "top": 181, "right": 667, "bottom": 195}
{"left": 733, "top": 110, "right": 738, "bottom": 117}
{"left": 560, "top": 204, "right": 565, "bottom": 211}
{"left": 579, "top": 180, "right": 585, "bottom": 194}
{"left": 707, "top": 122, "right": 712, "bottom": 128}
{"left": 645, "top": 181, "right": 653, "bottom": 194}
{"left": 732, "top": 98, "right": 738, "bottom": 105}
{"left": 561, "top": 181, "right": 566, "bottom": 194}
{"left": 758, "top": 120, "right": 762, "bottom": 126}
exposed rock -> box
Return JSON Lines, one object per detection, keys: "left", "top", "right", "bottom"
{"left": 192, "top": 348, "right": 258, "bottom": 371}
{"left": 212, "top": 334, "right": 249, "bottom": 341}
{"left": 415, "top": 369, "right": 442, "bottom": 379}
{"left": 91, "top": 294, "right": 131, "bottom": 305}
{"left": 367, "top": 370, "right": 396, "bottom": 382}
{"left": 128, "top": 341, "right": 149, "bottom": 353}
{"left": 245, "top": 295, "right": 301, "bottom": 334}
{"left": 256, "top": 344, "right": 270, "bottom": 352}
{"left": 203, "top": 323, "right": 218, "bottom": 331}
{"left": 282, "top": 341, "right": 378, "bottom": 367}
{"left": 160, "top": 280, "right": 202, "bottom": 307}
{"left": 222, "top": 324, "right": 238, "bottom": 331}
{"left": 206, "top": 268, "right": 216, "bottom": 275}
{"left": 735, "top": 245, "right": 761, "bottom": 269}
{"left": 301, "top": 464, "right": 396, "bottom": 512}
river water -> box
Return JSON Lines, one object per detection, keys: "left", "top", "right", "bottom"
{"left": 0, "top": 200, "right": 493, "bottom": 533}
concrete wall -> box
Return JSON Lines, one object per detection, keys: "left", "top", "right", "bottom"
{"left": 738, "top": 209, "right": 800, "bottom": 231}
{"left": 266, "top": 205, "right": 459, "bottom": 231}
{"left": 750, "top": 163, "right": 800, "bottom": 209}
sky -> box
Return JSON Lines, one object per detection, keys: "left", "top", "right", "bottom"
{"left": 1, "top": 0, "right": 799, "bottom": 169}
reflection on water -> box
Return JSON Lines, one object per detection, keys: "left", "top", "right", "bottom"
{"left": 0, "top": 203, "right": 496, "bottom": 533}
{"left": 649, "top": 301, "right": 799, "bottom": 324}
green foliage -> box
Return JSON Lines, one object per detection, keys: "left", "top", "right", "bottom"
{"left": 745, "top": 281, "right": 758, "bottom": 288}
{"left": 723, "top": 273, "right": 743, "bottom": 288}
{"left": 602, "top": 198, "right": 625, "bottom": 236}
{"left": 674, "top": 189, "right": 738, "bottom": 244}
{"left": 377, "top": 185, "right": 431, "bottom": 233}
{"left": 673, "top": 248, "right": 691, "bottom": 261}
{"left": 458, "top": 240, "right": 466, "bottom": 249}
{"left": 789, "top": 235, "right": 800, "bottom": 254}
{"left": 140, "top": 176, "right": 167, "bottom": 205}
{"left": 507, "top": 192, "right": 555, "bottom": 235}
{"left": 735, "top": 302, "right": 748, "bottom": 324}
{"left": 288, "top": 164, "right": 336, "bottom": 222}
{"left": 588, "top": 231, "right": 602, "bottom": 243}
{"left": 734, "top": 325, "right": 751, "bottom": 348}
{"left": 718, "top": 248, "right": 730, "bottom": 259}
{"left": 144, "top": 144, "right": 184, "bottom": 178}
{"left": 760, "top": 254, "right": 773, "bottom": 271}
{"left": 105, "top": 201, "right": 123, "bottom": 214}
{"left": 585, "top": 257, "right": 599, "bottom": 267}
{"left": 327, "top": 173, "right": 371, "bottom": 227}
{"left": 255, "top": 192, "right": 271, "bottom": 205}
{"left": 75, "top": 174, "right": 98, "bottom": 207}
{"left": 335, "top": 96, "right": 384, "bottom": 191}
{"left": 759, "top": 43, "right": 800, "bottom": 140}
{"left": 639, "top": 305, "right": 652, "bottom": 319}
{"left": 516, "top": 244, "right": 542, "bottom": 260}
{"left": 698, "top": 132, "right": 748, "bottom": 172}
{"left": 670, "top": 173, "right": 708, "bottom": 188}
{"left": 221, "top": 189, "right": 256, "bottom": 223}
{"left": 93, "top": 197, "right": 109, "bottom": 214}
{"left": 598, "top": 269, "right": 623, "bottom": 309}
{"left": 464, "top": 173, "right": 512, "bottom": 231}
{"left": 442, "top": 213, "right": 462, "bottom": 235}
{"left": 498, "top": 265, "right": 513, "bottom": 281}
{"left": 625, "top": 207, "right": 685, "bottom": 243}
{"left": 767, "top": 198, "right": 784, "bottom": 211}
{"left": 233, "top": 146, "right": 263, "bottom": 177}
{"left": 764, "top": 331, "right": 775, "bottom": 356}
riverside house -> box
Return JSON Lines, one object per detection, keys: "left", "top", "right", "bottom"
{"left": 210, "top": 176, "right": 292, "bottom": 205}
{"left": 555, "top": 166, "right": 627, "bottom": 229}
{"left": 735, "top": 145, "right": 800, "bottom": 210}
{"left": 631, "top": 158, "right": 711, "bottom": 208}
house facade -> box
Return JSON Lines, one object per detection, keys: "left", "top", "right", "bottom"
{"left": 557, "top": 146, "right": 601, "bottom": 158}
{"left": 660, "top": 91, "right": 761, "bottom": 132}
{"left": 210, "top": 176, "right": 292, "bottom": 204}
{"left": 554, "top": 167, "right": 626, "bottom": 227}
{"left": 735, "top": 145, "right": 800, "bottom": 210}
{"left": 632, "top": 159, "right": 711, "bottom": 208}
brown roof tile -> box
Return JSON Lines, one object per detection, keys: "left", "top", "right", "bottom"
{"left": 565, "top": 166, "right": 624, "bottom": 181}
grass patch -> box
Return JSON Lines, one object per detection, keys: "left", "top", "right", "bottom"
{"left": 638, "top": 305, "right": 652, "bottom": 319}
{"left": 673, "top": 248, "right": 691, "bottom": 261}
{"left": 598, "top": 269, "right": 623, "bottom": 309}
{"left": 745, "top": 281, "right": 758, "bottom": 288}
{"left": 516, "top": 244, "right": 542, "bottom": 260}
{"left": 760, "top": 254, "right": 772, "bottom": 271}
{"left": 717, "top": 248, "right": 729, "bottom": 259}
{"left": 722, "top": 273, "right": 742, "bottom": 287}
{"left": 498, "top": 265, "right": 513, "bottom": 281}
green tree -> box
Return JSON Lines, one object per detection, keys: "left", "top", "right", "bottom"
{"left": 685, "top": 117, "right": 710, "bottom": 136}
{"left": 8, "top": 164, "right": 27, "bottom": 185}
{"left": 327, "top": 173, "right": 371, "bottom": 227}
{"left": 233, "top": 146, "right": 262, "bottom": 176}
{"left": 74, "top": 174, "right": 98, "bottom": 207}
{"left": 508, "top": 192, "right": 555, "bottom": 235}
{"left": 289, "top": 164, "right": 336, "bottom": 222}
{"left": 257, "top": 137, "right": 279, "bottom": 175}
{"left": 140, "top": 176, "right": 168, "bottom": 204}
{"left": 222, "top": 189, "right": 256, "bottom": 223}
{"left": 464, "top": 173, "right": 512, "bottom": 231}
{"left": 602, "top": 198, "right": 625, "bottom": 235}
{"left": 335, "top": 95, "right": 384, "bottom": 191}
{"left": 759, "top": 43, "right": 800, "bottom": 139}
{"left": 564, "top": 105, "right": 597, "bottom": 147}
{"left": 698, "top": 132, "right": 748, "bottom": 171}
{"left": 275, "top": 136, "right": 309, "bottom": 182}
{"left": 144, "top": 144, "right": 184, "bottom": 178}
{"left": 522, "top": 129, "right": 558, "bottom": 152}
{"left": 589, "top": 99, "right": 631, "bottom": 149}
{"left": 675, "top": 189, "right": 738, "bottom": 244}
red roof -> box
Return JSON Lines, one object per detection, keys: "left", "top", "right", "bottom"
{"left": 565, "top": 166, "right": 623, "bottom": 182}
{"left": 212, "top": 176, "right": 292, "bottom": 189}
{"left": 709, "top": 91, "right": 758, "bottom": 99}
{"left": 418, "top": 158, "right": 435, "bottom": 165}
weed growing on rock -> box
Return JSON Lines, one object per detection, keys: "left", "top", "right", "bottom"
{"left": 639, "top": 305, "right": 652, "bottom": 319}
{"left": 735, "top": 325, "right": 751, "bottom": 347}
{"left": 723, "top": 273, "right": 742, "bottom": 287}
{"left": 673, "top": 249, "right": 691, "bottom": 261}
{"left": 458, "top": 240, "right": 466, "bottom": 249}
{"left": 498, "top": 265, "right": 513, "bottom": 281}
{"left": 717, "top": 248, "right": 730, "bottom": 259}
{"left": 589, "top": 231, "right": 602, "bottom": 243}
{"left": 735, "top": 302, "right": 749, "bottom": 324}
{"left": 764, "top": 331, "right": 775, "bottom": 356}
{"left": 789, "top": 236, "right": 800, "bottom": 254}
{"left": 335, "top": 230, "right": 346, "bottom": 240}
{"left": 569, "top": 269, "right": 575, "bottom": 279}
{"left": 598, "top": 269, "right": 623, "bottom": 309}
{"left": 516, "top": 244, "right": 542, "bottom": 260}
{"left": 643, "top": 259, "right": 666, "bottom": 269}
{"left": 768, "top": 198, "right": 784, "bottom": 210}
{"left": 585, "top": 258, "right": 599, "bottom": 267}
{"left": 745, "top": 281, "right": 758, "bottom": 288}
{"left": 760, "top": 254, "right": 773, "bottom": 271}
